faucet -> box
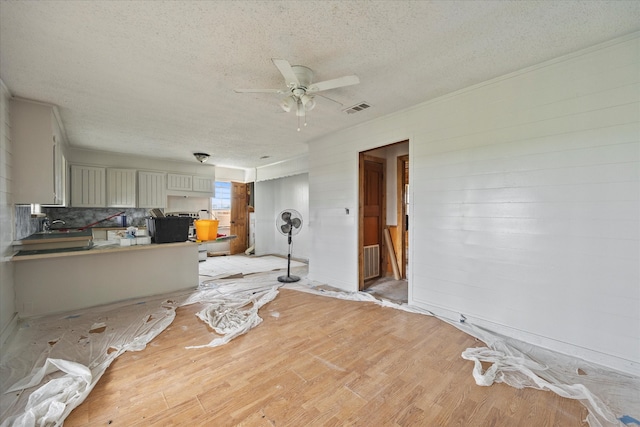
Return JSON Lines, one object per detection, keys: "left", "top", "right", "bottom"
{"left": 51, "top": 219, "right": 66, "bottom": 229}
{"left": 42, "top": 218, "right": 65, "bottom": 232}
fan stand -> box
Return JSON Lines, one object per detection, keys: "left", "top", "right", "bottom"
{"left": 278, "top": 229, "right": 300, "bottom": 283}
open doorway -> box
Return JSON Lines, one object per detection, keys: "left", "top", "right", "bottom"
{"left": 358, "top": 140, "right": 409, "bottom": 303}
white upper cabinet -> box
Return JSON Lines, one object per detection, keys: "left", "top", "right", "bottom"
{"left": 167, "top": 173, "right": 193, "bottom": 191}
{"left": 192, "top": 176, "right": 214, "bottom": 194}
{"left": 167, "top": 173, "right": 214, "bottom": 194}
{"left": 70, "top": 165, "right": 106, "bottom": 207}
{"left": 107, "top": 168, "right": 137, "bottom": 207}
{"left": 138, "top": 171, "right": 166, "bottom": 208}
{"left": 11, "top": 98, "right": 68, "bottom": 205}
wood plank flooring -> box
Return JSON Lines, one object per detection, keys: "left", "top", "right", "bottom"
{"left": 64, "top": 288, "right": 587, "bottom": 426}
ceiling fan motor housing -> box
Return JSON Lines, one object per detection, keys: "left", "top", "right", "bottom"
{"left": 290, "top": 66, "right": 313, "bottom": 89}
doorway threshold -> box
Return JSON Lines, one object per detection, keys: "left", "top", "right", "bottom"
{"left": 363, "top": 276, "right": 408, "bottom": 304}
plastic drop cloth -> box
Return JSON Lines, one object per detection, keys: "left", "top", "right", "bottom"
{"left": 182, "top": 282, "right": 280, "bottom": 349}
{"left": 1, "top": 264, "right": 290, "bottom": 426}
{"left": 3, "top": 259, "right": 638, "bottom": 427}
{"left": 457, "top": 323, "right": 640, "bottom": 427}
{"left": 1, "top": 291, "right": 187, "bottom": 427}
{"left": 284, "top": 279, "right": 640, "bottom": 427}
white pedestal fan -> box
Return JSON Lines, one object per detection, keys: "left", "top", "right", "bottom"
{"left": 276, "top": 209, "right": 303, "bottom": 283}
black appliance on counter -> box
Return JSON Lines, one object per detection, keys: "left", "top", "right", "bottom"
{"left": 164, "top": 212, "right": 201, "bottom": 239}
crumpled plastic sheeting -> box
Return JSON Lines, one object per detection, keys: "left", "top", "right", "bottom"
{"left": 284, "top": 279, "right": 640, "bottom": 427}
{"left": 4, "top": 259, "right": 637, "bottom": 427}
{"left": 183, "top": 283, "right": 280, "bottom": 349}
{"left": 3, "top": 359, "right": 91, "bottom": 427}
{"left": 282, "top": 276, "right": 420, "bottom": 314}
{"left": 458, "top": 324, "right": 640, "bottom": 427}
{"left": 198, "top": 255, "right": 306, "bottom": 282}
{"left": 1, "top": 260, "right": 299, "bottom": 427}
{"left": 1, "top": 292, "right": 188, "bottom": 427}
{"left": 184, "top": 266, "right": 292, "bottom": 349}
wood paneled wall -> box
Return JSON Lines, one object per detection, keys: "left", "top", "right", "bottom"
{"left": 255, "top": 174, "right": 310, "bottom": 260}
{"left": 0, "top": 80, "right": 16, "bottom": 344}
{"left": 308, "top": 34, "right": 639, "bottom": 374}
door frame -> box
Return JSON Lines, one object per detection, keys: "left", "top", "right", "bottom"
{"left": 358, "top": 153, "right": 386, "bottom": 291}
{"left": 396, "top": 155, "right": 409, "bottom": 279}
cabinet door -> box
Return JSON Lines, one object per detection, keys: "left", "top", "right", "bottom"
{"left": 11, "top": 99, "right": 67, "bottom": 205}
{"left": 192, "top": 176, "right": 214, "bottom": 194}
{"left": 167, "top": 173, "right": 193, "bottom": 191}
{"left": 138, "top": 171, "right": 166, "bottom": 208}
{"left": 107, "top": 168, "right": 137, "bottom": 207}
{"left": 71, "top": 165, "right": 106, "bottom": 207}
{"left": 52, "top": 134, "right": 67, "bottom": 205}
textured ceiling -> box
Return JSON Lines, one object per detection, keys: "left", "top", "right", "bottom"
{"left": 1, "top": 1, "right": 639, "bottom": 169}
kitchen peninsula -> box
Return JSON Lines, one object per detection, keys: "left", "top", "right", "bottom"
{"left": 12, "top": 238, "right": 198, "bottom": 318}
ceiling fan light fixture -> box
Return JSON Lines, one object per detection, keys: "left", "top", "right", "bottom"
{"left": 280, "top": 96, "right": 295, "bottom": 112}
{"left": 193, "top": 152, "right": 210, "bottom": 163}
{"left": 301, "top": 94, "right": 316, "bottom": 111}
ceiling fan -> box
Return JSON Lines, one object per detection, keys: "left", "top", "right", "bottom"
{"left": 235, "top": 58, "right": 359, "bottom": 131}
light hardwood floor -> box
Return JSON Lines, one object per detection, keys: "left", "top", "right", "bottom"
{"left": 64, "top": 288, "right": 587, "bottom": 426}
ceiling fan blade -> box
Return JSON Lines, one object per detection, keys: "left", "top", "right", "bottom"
{"left": 308, "top": 75, "right": 359, "bottom": 93}
{"left": 315, "top": 93, "right": 344, "bottom": 106}
{"left": 272, "top": 59, "right": 300, "bottom": 87}
{"left": 234, "top": 88, "right": 283, "bottom": 93}
{"left": 291, "top": 218, "right": 302, "bottom": 228}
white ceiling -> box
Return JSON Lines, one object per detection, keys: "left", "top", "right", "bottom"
{"left": 1, "top": 1, "right": 639, "bottom": 169}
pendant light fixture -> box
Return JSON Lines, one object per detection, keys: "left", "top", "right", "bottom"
{"left": 193, "top": 152, "right": 210, "bottom": 163}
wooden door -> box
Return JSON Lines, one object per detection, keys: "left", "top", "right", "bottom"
{"left": 360, "top": 155, "right": 385, "bottom": 287}
{"left": 230, "top": 181, "right": 248, "bottom": 254}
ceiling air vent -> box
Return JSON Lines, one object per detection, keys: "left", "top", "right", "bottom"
{"left": 343, "top": 102, "right": 371, "bottom": 114}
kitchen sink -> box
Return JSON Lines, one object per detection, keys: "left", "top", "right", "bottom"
{"left": 35, "top": 228, "right": 83, "bottom": 234}
{"left": 14, "top": 229, "right": 94, "bottom": 256}
{"left": 26, "top": 229, "right": 92, "bottom": 240}
{"left": 15, "top": 243, "right": 94, "bottom": 256}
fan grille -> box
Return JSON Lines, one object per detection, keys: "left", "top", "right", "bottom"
{"left": 276, "top": 209, "right": 303, "bottom": 236}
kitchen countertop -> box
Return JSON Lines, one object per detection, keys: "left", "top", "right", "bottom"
{"left": 11, "top": 240, "right": 196, "bottom": 261}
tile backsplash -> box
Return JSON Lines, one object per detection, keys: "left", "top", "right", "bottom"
{"left": 43, "top": 207, "right": 149, "bottom": 229}
{"left": 15, "top": 205, "right": 37, "bottom": 240}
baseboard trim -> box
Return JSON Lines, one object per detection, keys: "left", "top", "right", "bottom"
{"left": 409, "top": 300, "right": 639, "bottom": 377}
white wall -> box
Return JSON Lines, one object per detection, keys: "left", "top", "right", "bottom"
{"left": 256, "top": 155, "right": 308, "bottom": 182}
{"left": 255, "top": 173, "right": 309, "bottom": 261}
{"left": 0, "top": 80, "right": 16, "bottom": 346}
{"left": 215, "top": 166, "right": 248, "bottom": 183}
{"left": 308, "top": 34, "right": 639, "bottom": 374}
